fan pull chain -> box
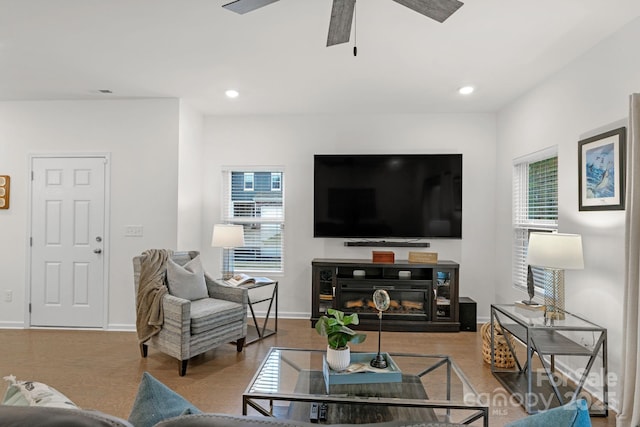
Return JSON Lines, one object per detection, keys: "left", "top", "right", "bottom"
{"left": 353, "top": 2, "right": 357, "bottom": 56}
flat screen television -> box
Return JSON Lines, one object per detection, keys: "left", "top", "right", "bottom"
{"left": 314, "top": 154, "right": 462, "bottom": 239}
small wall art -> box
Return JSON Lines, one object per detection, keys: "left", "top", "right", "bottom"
{"left": 578, "top": 127, "right": 626, "bottom": 211}
{"left": 0, "top": 175, "right": 9, "bottom": 209}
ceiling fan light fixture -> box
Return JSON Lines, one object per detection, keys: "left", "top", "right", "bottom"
{"left": 223, "top": 0, "right": 464, "bottom": 50}
{"left": 392, "top": 0, "right": 463, "bottom": 23}
{"left": 225, "top": 89, "right": 240, "bottom": 99}
{"left": 458, "top": 86, "right": 474, "bottom": 95}
{"left": 222, "top": 0, "right": 279, "bottom": 14}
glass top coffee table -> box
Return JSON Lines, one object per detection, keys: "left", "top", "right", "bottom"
{"left": 243, "top": 347, "right": 488, "bottom": 426}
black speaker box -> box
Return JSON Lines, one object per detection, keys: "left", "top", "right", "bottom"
{"left": 459, "top": 297, "right": 477, "bottom": 332}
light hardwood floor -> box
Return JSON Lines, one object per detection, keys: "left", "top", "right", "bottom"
{"left": 0, "top": 319, "right": 614, "bottom": 426}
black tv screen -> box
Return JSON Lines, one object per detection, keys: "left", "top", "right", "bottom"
{"left": 314, "top": 154, "right": 462, "bottom": 238}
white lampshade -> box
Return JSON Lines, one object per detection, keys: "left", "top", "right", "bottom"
{"left": 211, "top": 224, "right": 245, "bottom": 248}
{"left": 526, "top": 232, "right": 584, "bottom": 270}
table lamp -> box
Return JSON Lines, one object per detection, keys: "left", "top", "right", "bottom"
{"left": 526, "top": 232, "right": 584, "bottom": 320}
{"left": 212, "top": 224, "right": 245, "bottom": 280}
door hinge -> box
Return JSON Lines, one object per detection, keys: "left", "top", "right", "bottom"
{"left": 31, "top": 171, "right": 34, "bottom": 181}
{"left": 30, "top": 237, "right": 32, "bottom": 247}
{"left": 29, "top": 303, "right": 31, "bottom": 313}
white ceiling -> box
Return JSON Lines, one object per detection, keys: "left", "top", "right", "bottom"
{"left": 2, "top": 0, "right": 640, "bottom": 115}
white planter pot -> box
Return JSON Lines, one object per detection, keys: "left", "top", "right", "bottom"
{"left": 326, "top": 345, "right": 350, "bottom": 371}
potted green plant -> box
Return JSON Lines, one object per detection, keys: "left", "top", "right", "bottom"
{"left": 315, "top": 308, "right": 366, "bottom": 371}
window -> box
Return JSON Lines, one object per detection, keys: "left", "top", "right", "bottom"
{"left": 271, "top": 172, "right": 281, "bottom": 191}
{"left": 513, "top": 148, "right": 558, "bottom": 291}
{"left": 243, "top": 172, "right": 254, "bottom": 191}
{"left": 223, "top": 169, "right": 284, "bottom": 273}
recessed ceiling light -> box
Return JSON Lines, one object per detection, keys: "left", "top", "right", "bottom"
{"left": 225, "top": 89, "right": 239, "bottom": 99}
{"left": 458, "top": 86, "right": 474, "bottom": 95}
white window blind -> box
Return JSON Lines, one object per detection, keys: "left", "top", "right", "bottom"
{"left": 512, "top": 149, "right": 558, "bottom": 290}
{"left": 222, "top": 168, "right": 284, "bottom": 273}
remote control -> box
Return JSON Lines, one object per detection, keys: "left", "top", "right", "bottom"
{"left": 318, "top": 403, "right": 328, "bottom": 421}
{"left": 309, "top": 403, "right": 319, "bottom": 423}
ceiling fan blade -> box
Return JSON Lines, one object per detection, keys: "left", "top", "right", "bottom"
{"left": 327, "top": 0, "right": 356, "bottom": 47}
{"left": 391, "top": 0, "right": 463, "bottom": 23}
{"left": 222, "top": 0, "right": 280, "bottom": 14}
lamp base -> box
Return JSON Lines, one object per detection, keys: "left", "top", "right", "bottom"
{"left": 544, "top": 269, "right": 565, "bottom": 320}
{"left": 222, "top": 248, "right": 235, "bottom": 281}
{"left": 545, "top": 310, "right": 565, "bottom": 320}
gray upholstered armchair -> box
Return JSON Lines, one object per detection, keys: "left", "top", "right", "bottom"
{"left": 133, "top": 250, "right": 247, "bottom": 376}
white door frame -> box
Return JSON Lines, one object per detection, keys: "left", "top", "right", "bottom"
{"left": 26, "top": 152, "right": 111, "bottom": 329}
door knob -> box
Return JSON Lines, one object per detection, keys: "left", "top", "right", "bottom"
{"left": 94, "top": 248, "right": 102, "bottom": 254}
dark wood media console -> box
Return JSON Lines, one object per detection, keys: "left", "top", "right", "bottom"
{"left": 311, "top": 258, "right": 460, "bottom": 332}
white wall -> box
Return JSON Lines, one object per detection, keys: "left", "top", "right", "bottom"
{"left": 177, "top": 101, "right": 204, "bottom": 251}
{"left": 495, "top": 17, "right": 640, "bottom": 409}
{"left": 0, "top": 99, "right": 180, "bottom": 328}
{"left": 202, "top": 113, "right": 497, "bottom": 319}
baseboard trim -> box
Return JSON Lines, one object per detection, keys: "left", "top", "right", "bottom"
{"left": 0, "top": 321, "right": 26, "bottom": 329}
{"left": 478, "top": 316, "right": 490, "bottom": 324}
{"left": 4, "top": 315, "right": 488, "bottom": 331}
{"left": 107, "top": 324, "right": 136, "bottom": 332}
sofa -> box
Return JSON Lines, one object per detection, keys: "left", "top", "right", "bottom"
{"left": 1, "top": 372, "right": 467, "bottom": 427}
{"left": 0, "top": 405, "right": 468, "bottom": 427}
{"left": 0, "top": 405, "right": 134, "bottom": 427}
{"left": 0, "top": 403, "right": 594, "bottom": 426}
{"left": 0, "top": 372, "right": 591, "bottom": 427}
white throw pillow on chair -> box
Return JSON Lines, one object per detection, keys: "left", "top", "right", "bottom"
{"left": 166, "top": 255, "right": 208, "bottom": 301}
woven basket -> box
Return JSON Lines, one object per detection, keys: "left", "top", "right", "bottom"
{"left": 481, "top": 322, "right": 515, "bottom": 369}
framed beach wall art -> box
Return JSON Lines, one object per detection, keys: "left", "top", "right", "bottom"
{"left": 578, "top": 127, "right": 626, "bottom": 211}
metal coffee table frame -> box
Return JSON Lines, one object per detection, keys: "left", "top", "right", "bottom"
{"left": 243, "top": 347, "right": 488, "bottom": 426}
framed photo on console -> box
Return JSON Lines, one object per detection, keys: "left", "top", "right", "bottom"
{"left": 578, "top": 127, "right": 626, "bottom": 211}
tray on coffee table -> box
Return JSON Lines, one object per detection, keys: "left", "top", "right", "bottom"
{"left": 322, "top": 352, "right": 402, "bottom": 390}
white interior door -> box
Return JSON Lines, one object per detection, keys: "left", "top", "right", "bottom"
{"left": 30, "top": 156, "right": 107, "bottom": 328}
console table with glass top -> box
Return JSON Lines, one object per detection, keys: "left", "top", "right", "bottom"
{"left": 490, "top": 304, "right": 608, "bottom": 416}
{"left": 243, "top": 347, "right": 488, "bottom": 426}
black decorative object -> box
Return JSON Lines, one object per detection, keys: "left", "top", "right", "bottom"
{"left": 371, "top": 289, "right": 390, "bottom": 369}
{"left": 522, "top": 264, "right": 535, "bottom": 304}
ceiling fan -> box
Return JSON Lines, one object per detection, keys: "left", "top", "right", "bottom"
{"left": 222, "top": 0, "right": 464, "bottom": 47}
